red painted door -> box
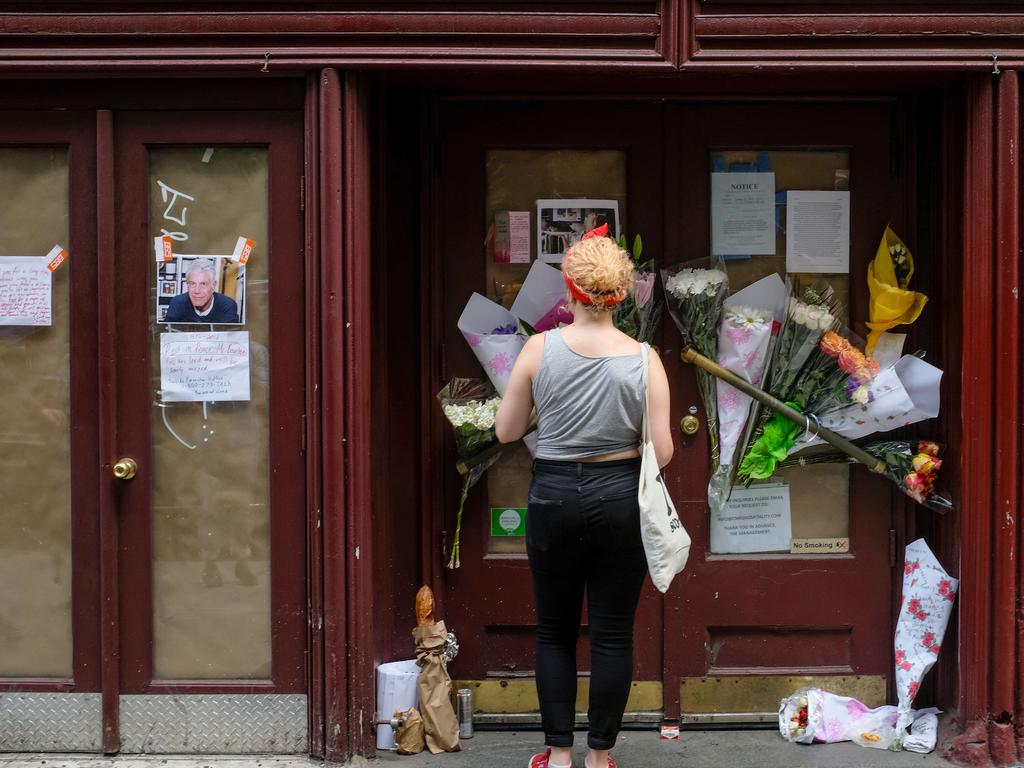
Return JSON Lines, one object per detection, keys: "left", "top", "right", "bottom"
{"left": 433, "top": 98, "right": 904, "bottom": 722}
{"left": 662, "top": 101, "right": 901, "bottom": 722}
{"left": 434, "top": 100, "right": 666, "bottom": 716}
{"left": 109, "top": 112, "right": 308, "bottom": 749}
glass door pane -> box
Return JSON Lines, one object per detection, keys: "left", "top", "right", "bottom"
{"left": 147, "top": 147, "right": 271, "bottom": 679}
{"left": 0, "top": 147, "right": 72, "bottom": 676}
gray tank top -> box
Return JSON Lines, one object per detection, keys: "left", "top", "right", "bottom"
{"left": 532, "top": 328, "right": 647, "bottom": 461}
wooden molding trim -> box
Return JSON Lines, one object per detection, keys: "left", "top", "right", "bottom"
{"left": 692, "top": 12, "right": 1024, "bottom": 62}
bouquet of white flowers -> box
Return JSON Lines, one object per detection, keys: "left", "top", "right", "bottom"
{"left": 662, "top": 258, "right": 729, "bottom": 469}
{"left": 437, "top": 378, "right": 503, "bottom": 569}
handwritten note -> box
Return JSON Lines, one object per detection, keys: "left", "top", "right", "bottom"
{"left": 160, "top": 331, "right": 251, "bottom": 402}
{"left": 0, "top": 257, "right": 52, "bottom": 326}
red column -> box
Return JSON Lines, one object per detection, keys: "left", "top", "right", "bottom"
{"left": 948, "top": 70, "right": 1023, "bottom": 768}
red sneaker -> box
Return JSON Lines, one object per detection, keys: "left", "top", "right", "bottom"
{"left": 583, "top": 757, "right": 617, "bottom": 768}
{"left": 529, "top": 749, "right": 552, "bottom": 768}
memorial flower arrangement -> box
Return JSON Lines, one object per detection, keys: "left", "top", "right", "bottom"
{"left": 779, "top": 440, "right": 952, "bottom": 512}
{"left": 437, "top": 378, "right": 504, "bottom": 569}
{"left": 866, "top": 226, "right": 928, "bottom": 354}
{"left": 612, "top": 233, "right": 663, "bottom": 345}
{"left": 662, "top": 259, "right": 729, "bottom": 468}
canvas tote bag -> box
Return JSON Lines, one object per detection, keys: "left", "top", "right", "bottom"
{"left": 638, "top": 344, "right": 691, "bottom": 592}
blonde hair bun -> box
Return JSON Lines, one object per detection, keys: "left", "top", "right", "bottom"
{"left": 563, "top": 236, "right": 635, "bottom": 309}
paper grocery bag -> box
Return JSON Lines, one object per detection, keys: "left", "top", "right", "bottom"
{"left": 395, "top": 707, "right": 426, "bottom": 755}
{"left": 413, "top": 620, "right": 461, "bottom": 754}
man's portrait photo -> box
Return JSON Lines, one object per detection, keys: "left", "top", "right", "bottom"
{"left": 158, "top": 256, "right": 245, "bottom": 325}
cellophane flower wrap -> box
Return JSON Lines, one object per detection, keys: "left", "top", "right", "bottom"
{"left": 778, "top": 440, "right": 952, "bottom": 512}
{"left": 662, "top": 258, "right": 729, "bottom": 470}
{"left": 437, "top": 378, "right": 503, "bottom": 568}
{"left": 735, "top": 285, "right": 843, "bottom": 483}
{"left": 707, "top": 304, "right": 777, "bottom": 514}
{"left": 895, "top": 538, "right": 957, "bottom": 741}
{"left": 613, "top": 258, "right": 662, "bottom": 345}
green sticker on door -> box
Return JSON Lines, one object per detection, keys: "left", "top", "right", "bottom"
{"left": 490, "top": 507, "right": 527, "bottom": 537}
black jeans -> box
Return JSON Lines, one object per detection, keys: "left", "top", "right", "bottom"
{"left": 526, "top": 457, "right": 648, "bottom": 751}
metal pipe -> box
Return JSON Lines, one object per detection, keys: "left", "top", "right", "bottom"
{"left": 680, "top": 347, "right": 886, "bottom": 475}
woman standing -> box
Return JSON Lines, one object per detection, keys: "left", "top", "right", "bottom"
{"left": 495, "top": 229, "right": 673, "bottom": 768}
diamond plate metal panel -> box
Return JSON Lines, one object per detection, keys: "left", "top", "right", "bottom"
{"left": 119, "top": 694, "right": 307, "bottom": 753}
{"left": 0, "top": 693, "right": 101, "bottom": 751}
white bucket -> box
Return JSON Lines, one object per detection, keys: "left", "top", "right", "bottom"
{"left": 375, "top": 659, "right": 420, "bottom": 750}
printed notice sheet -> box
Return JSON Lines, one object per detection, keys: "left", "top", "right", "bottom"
{"left": 160, "top": 331, "right": 251, "bottom": 402}
{"left": 711, "top": 172, "right": 776, "bottom": 256}
{"left": 786, "top": 190, "right": 851, "bottom": 273}
{"left": 710, "top": 483, "right": 792, "bottom": 554}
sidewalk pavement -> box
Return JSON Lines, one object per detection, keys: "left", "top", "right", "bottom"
{"left": 378, "top": 728, "right": 950, "bottom": 768}
{"left": 0, "top": 730, "right": 951, "bottom": 768}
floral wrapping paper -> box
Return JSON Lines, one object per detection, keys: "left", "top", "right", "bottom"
{"left": 789, "top": 354, "right": 941, "bottom": 454}
{"left": 715, "top": 308, "right": 774, "bottom": 468}
{"left": 895, "top": 538, "right": 958, "bottom": 736}
{"left": 458, "top": 293, "right": 525, "bottom": 396}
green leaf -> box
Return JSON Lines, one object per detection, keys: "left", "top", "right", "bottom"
{"left": 618, "top": 234, "right": 627, "bottom": 250}
{"left": 632, "top": 233, "right": 643, "bottom": 261}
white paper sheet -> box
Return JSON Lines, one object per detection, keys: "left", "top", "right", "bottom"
{"left": 786, "top": 191, "right": 850, "bottom": 273}
{"left": 160, "top": 331, "right": 251, "bottom": 402}
{"left": 510, "top": 260, "right": 569, "bottom": 331}
{"left": 710, "top": 483, "right": 792, "bottom": 554}
{"left": 494, "top": 211, "right": 531, "bottom": 264}
{"left": 0, "top": 256, "right": 52, "bottom": 326}
{"left": 711, "top": 172, "right": 776, "bottom": 256}
{"left": 790, "top": 355, "right": 942, "bottom": 452}
{"left": 457, "top": 293, "right": 524, "bottom": 396}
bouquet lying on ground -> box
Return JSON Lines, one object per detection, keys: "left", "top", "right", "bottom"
{"left": 662, "top": 258, "right": 729, "bottom": 470}
{"left": 437, "top": 378, "right": 503, "bottom": 569}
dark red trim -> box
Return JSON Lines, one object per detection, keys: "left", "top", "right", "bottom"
{"left": 956, "top": 74, "right": 995, "bottom": 729}
{"left": 988, "top": 69, "right": 1020, "bottom": 767}
{"left": 318, "top": 67, "right": 348, "bottom": 763}
{"left": 95, "top": 107, "right": 119, "bottom": 754}
{"left": 304, "top": 71, "right": 326, "bottom": 760}
{"left": 342, "top": 71, "right": 376, "bottom": 759}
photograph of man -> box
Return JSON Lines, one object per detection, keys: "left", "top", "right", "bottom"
{"left": 165, "top": 258, "right": 240, "bottom": 324}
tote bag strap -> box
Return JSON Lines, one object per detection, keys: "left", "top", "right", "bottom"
{"left": 640, "top": 342, "right": 651, "bottom": 444}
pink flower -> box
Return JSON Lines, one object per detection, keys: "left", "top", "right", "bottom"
{"left": 905, "top": 560, "right": 920, "bottom": 576}
{"left": 908, "top": 681, "right": 919, "bottom": 701}
{"left": 635, "top": 273, "right": 655, "bottom": 307}
{"left": 464, "top": 332, "right": 482, "bottom": 347}
{"left": 938, "top": 579, "right": 951, "bottom": 596}
{"left": 923, "top": 631, "right": 935, "bottom": 647}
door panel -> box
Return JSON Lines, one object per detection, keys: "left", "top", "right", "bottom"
{"left": 114, "top": 113, "right": 306, "bottom": 696}
{"left": 436, "top": 101, "right": 666, "bottom": 717}
{"left": 434, "top": 98, "right": 903, "bottom": 724}
{"left": 664, "top": 102, "right": 899, "bottom": 722}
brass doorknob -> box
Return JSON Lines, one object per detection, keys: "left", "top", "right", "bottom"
{"left": 113, "top": 458, "right": 138, "bottom": 481}
{"left": 680, "top": 415, "right": 700, "bottom": 436}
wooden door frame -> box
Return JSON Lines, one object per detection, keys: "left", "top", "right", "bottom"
{"left": 0, "top": 111, "right": 101, "bottom": 697}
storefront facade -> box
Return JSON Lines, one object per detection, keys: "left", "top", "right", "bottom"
{"left": 0, "top": 4, "right": 1020, "bottom": 767}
